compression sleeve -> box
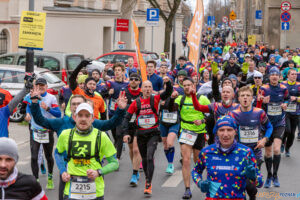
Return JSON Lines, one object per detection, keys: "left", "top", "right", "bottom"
{"left": 69, "top": 61, "right": 88, "bottom": 90}
{"left": 48, "top": 107, "right": 61, "bottom": 118}
{"left": 264, "top": 121, "right": 273, "bottom": 139}
{"left": 212, "top": 75, "right": 221, "bottom": 102}
{"left": 191, "top": 93, "right": 210, "bottom": 113}
{"left": 93, "top": 108, "right": 125, "bottom": 131}
{"left": 30, "top": 103, "right": 63, "bottom": 132}
{"left": 54, "top": 149, "right": 67, "bottom": 175}
{"left": 8, "top": 87, "right": 27, "bottom": 114}
{"left": 101, "top": 154, "right": 119, "bottom": 175}
{"left": 122, "top": 111, "right": 133, "bottom": 134}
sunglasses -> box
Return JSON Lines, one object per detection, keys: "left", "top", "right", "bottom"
{"left": 130, "top": 78, "right": 139, "bottom": 81}
{"left": 254, "top": 77, "right": 261, "bottom": 79}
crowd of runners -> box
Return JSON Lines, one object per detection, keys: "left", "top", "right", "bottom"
{"left": 0, "top": 30, "right": 300, "bottom": 200}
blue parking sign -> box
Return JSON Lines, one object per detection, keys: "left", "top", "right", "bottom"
{"left": 147, "top": 8, "right": 159, "bottom": 21}
{"left": 255, "top": 10, "right": 262, "bottom": 19}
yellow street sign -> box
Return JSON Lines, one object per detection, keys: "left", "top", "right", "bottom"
{"left": 248, "top": 35, "right": 256, "bottom": 46}
{"left": 229, "top": 11, "right": 236, "bottom": 20}
{"left": 18, "top": 11, "right": 46, "bottom": 50}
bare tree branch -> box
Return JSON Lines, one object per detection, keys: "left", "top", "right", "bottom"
{"left": 148, "top": 0, "right": 167, "bottom": 21}
{"left": 166, "top": 0, "right": 172, "bottom": 11}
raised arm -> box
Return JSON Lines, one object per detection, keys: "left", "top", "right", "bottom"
{"left": 191, "top": 92, "right": 210, "bottom": 113}
{"left": 69, "top": 60, "right": 91, "bottom": 91}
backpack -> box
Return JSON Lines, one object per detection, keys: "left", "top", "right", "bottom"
{"left": 136, "top": 95, "right": 157, "bottom": 116}
{"left": 67, "top": 128, "right": 102, "bottom": 163}
{"left": 179, "top": 94, "right": 201, "bottom": 124}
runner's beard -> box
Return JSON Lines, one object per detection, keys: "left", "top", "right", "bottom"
{"left": 223, "top": 99, "right": 231, "bottom": 105}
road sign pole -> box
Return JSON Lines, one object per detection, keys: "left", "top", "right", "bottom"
{"left": 26, "top": 0, "right": 35, "bottom": 73}
{"left": 151, "top": 26, "right": 153, "bottom": 52}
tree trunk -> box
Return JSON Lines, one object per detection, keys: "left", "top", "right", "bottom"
{"left": 164, "top": 21, "right": 173, "bottom": 54}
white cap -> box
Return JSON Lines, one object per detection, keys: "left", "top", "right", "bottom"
{"left": 253, "top": 71, "right": 263, "bottom": 80}
{"left": 75, "top": 103, "right": 93, "bottom": 115}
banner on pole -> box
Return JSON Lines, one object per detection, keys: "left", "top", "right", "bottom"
{"left": 132, "top": 19, "right": 147, "bottom": 82}
{"left": 187, "top": 0, "right": 204, "bottom": 70}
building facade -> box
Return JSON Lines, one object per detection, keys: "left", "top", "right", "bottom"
{"left": 0, "top": 0, "right": 184, "bottom": 59}
{"left": 233, "top": 0, "right": 300, "bottom": 49}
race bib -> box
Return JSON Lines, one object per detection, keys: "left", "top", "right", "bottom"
{"left": 162, "top": 110, "right": 177, "bottom": 124}
{"left": 267, "top": 103, "right": 282, "bottom": 116}
{"left": 286, "top": 102, "right": 297, "bottom": 113}
{"left": 263, "top": 52, "right": 268, "bottom": 57}
{"left": 130, "top": 113, "right": 136, "bottom": 123}
{"left": 239, "top": 126, "right": 259, "bottom": 143}
{"left": 33, "top": 130, "right": 49, "bottom": 143}
{"left": 179, "top": 129, "right": 198, "bottom": 146}
{"left": 69, "top": 176, "right": 97, "bottom": 200}
{"left": 138, "top": 114, "right": 156, "bottom": 128}
{"left": 240, "top": 54, "right": 244, "bottom": 58}
{"left": 109, "top": 99, "right": 117, "bottom": 111}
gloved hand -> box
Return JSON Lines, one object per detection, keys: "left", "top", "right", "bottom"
{"left": 211, "top": 62, "right": 219, "bottom": 75}
{"left": 24, "top": 72, "right": 36, "bottom": 89}
{"left": 241, "top": 62, "right": 249, "bottom": 75}
{"left": 78, "top": 59, "right": 92, "bottom": 68}
{"left": 241, "top": 160, "right": 256, "bottom": 180}
{"left": 197, "top": 180, "right": 211, "bottom": 193}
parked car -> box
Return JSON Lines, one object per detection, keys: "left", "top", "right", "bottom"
{"left": 0, "top": 51, "right": 84, "bottom": 83}
{"left": 0, "top": 65, "right": 65, "bottom": 122}
{"left": 96, "top": 49, "right": 158, "bottom": 67}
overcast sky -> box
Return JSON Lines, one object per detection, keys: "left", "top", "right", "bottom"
{"left": 185, "top": 0, "right": 209, "bottom": 14}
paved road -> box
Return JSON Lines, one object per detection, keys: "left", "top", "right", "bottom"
{"left": 9, "top": 122, "right": 300, "bottom": 200}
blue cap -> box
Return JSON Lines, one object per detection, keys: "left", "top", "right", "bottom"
{"left": 213, "top": 115, "right": 238, "bottom": 135}
{"left": 228, "top": 74, "right": 238, "bottom": 82}
{"left": 269, "top": 67, "right": 280, "bottom": 75}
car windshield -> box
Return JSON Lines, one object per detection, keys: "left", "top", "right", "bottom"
{"left": 143, "top": 55, "right": 151, "bottom": 62}
{"left": 0, "top": 56, "right": 14, "bottom": 64}
{"left": 67, "top": 56, "right": 83, "bottom": 71}
{"left": 40, "top": 72, "right": 62, "bottom": 84}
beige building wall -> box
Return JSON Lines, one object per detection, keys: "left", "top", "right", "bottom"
{"left": 234, "top": 0, "right": 300, "bottom": 49}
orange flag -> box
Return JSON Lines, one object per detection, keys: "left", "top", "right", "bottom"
{"left": 187, "top": 0, "right": 204, "bottom": 70}
{"left": 132, "top": 19, "right": 147, "bottom": 82}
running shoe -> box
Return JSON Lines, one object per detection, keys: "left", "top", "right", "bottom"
{"left": 182, "top": 188, "right": 192, "bottom": 199}
{"left": 273, "top": 177, "right": 280, "bottom": 187}
{"left": 130, "top": 174, "right": 138, "bottom": 187}
{"left": 144, "top": 182, "right": 152, "bottom": 195}
{"left": 285, "top": 150, "right": 290, "bottom": 157}
{"left": 166, "top": 163, "right": 174, "bottom": 174}
{"left": 46, "top": 178, "right": 54, "bottom": 190}
{"left": 280, "top": 144, "right": 284, "bottom": 153}
{"left": 41, "top": 163, "right": 46, "bottom": 175}
{"left": 264, "top": 177, "right": 272, "bottom": 188}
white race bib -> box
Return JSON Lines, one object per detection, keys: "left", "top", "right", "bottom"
{"left": 138, "top": 114, "right": 156, "bottom": 128}
{"left": 33, "top": 130, "right": 49, "bottom": 143}
{"left": 109, "top": 99, "right": 117, "bottom": 111}
{"left": 70, "top": 176, "right": 97, "bottom": 200}
{"left": 179, "top": 129, "right": 198, "bottom": 146}
{"left": 162, "top": 110, "right": 177, "bottom": 124}
{"left": 263, "top": 52, "right": 268, "bottom": 57}
{"left": 239, "top": 126, "right": 259, "bottom": 143}
{"left": 267, "top": 103, "right": 282, "bottom": 116}
{"left": 286, "top": 102, "right": 297, "bottom": 113}
{"left": 240, "top": 54, "right": 244, "bottom": 58}
{"left": 130, "top": 113, "right": 136, "bottom": 123}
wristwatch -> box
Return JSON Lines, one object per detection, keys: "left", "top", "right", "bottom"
{"left": 97, "top": 169, "right": 103, "bottom": 177}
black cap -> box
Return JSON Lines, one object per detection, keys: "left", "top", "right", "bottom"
{"left": 35, "top": 78, "right": 47, "bottom": 85}
{"left": 129, "top": 73, "right": 141, "bottom": 80}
